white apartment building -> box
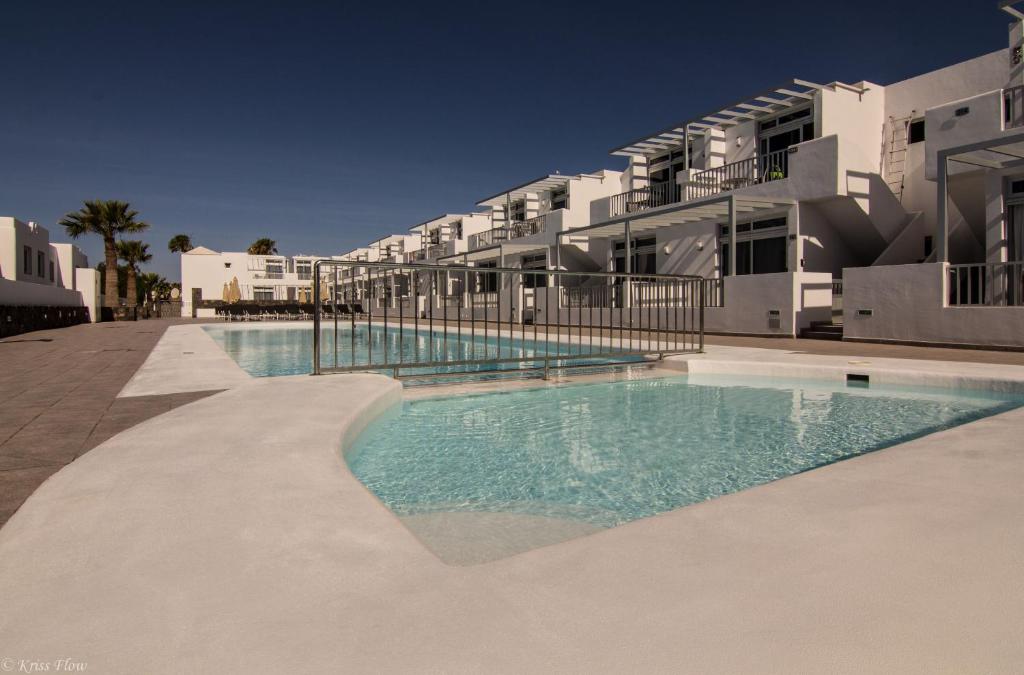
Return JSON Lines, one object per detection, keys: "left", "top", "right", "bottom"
{"left": 213, "top": 4, "right": 1024, "bottom": 348}
{"left": 180, "top": 247, "right": 338, "bottom": 316}
{"left": 436, "top": 171, "right": 627, "bottom": 274}
{"left": 0, "top": 216, "right": 98, "bottom": 320}
{"left": 533, "top": 7, "right": 1024, "bottom": 346}
{"left": 407, "top": 213, "right": 492, "bottom": 263}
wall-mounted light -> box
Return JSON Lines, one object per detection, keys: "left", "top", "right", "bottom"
{"left": 662, "top": 243, "right": 673, "bottom": 255}
{"left": 696, "top": 239, "right": 704, "bottom": 251}
{"left": 736, "top": 137, "right": 743, "bottom": 147}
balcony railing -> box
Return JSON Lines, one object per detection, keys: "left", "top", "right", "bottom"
{"left": 1006, "top": 85, "right": 1024, "bottom": 129}
{"left": 949, "top": 261, "right": 1024, "bottom": 307}
{"left": 427, "top": 243, "right": 447, "bottom": 259}
{"left": 509, "top": 214, "right": 547, "bottom": 239}
{"left": 609, "top": 183, "right": 681, "bottom": 217}
{"left": 687, "top": 148, "right": 790, "bottom": 200}
{"left": 561, "top": 278, "right": 724, "bottom": 309}
{"left": 468, "top": 227, "right": 509, "bottom": 249}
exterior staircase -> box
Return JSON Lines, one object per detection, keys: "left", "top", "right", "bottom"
{"left": 800, "top": 321, "right": 844, "bottom": 341}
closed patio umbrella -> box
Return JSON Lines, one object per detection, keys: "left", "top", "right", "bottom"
{"left": 229, "top": 277, "right": 242, "bottom": 304}
{"left": 221, "top": 282, "right": 230, "bottom": 302}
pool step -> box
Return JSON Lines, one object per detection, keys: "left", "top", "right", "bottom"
{"left": 800, "top": 321, "right": 844, "bottom": 341}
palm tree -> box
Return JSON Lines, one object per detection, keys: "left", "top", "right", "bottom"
{"left": 117, "top": 240, "right": 152, "bottom": 307}
{"left": 60, "top": 200, "right": 149, "bottom": 308}
{"left": 138, "top": 272, "right": 170, "bottom": 305}
{"left": 168, "top": 234, "right": 193, "bottom": 253}
{"left": 247, "top": 238, "right": 278, "bottom": 255}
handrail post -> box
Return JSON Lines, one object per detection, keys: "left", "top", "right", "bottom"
{"left": 312, "top": 260, "right": 321, "bottom": 375}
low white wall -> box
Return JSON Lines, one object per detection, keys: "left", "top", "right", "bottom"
{"left": 0, "top": 276, "right": 84, "bottom": 307}
{"left": 74, "top": 268, "right": 101, "bottom": 322}
{"left": 705, "top": 272, "right": 832, "bottom": 337}
{"left": 843, "top": 263, "right": 1024, "bottom": 348}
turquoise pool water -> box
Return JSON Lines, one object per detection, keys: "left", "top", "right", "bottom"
{"left": 348, "top": 374, "right": 1023, "bottom": 529}
{"left": 203, "top": 325, "right": 615, "bottom": 377}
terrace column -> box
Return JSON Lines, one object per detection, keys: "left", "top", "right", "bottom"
{"left": 624, "top": 220, "right": 632, "bottom": 310}
{"left": 937, "top": 154, "right": 950, "bottom": 264}
{"left": 787, "top": 203, "right": 801, "bottom": 272}
{"left": 728, "top": 197, "right": 737, "bottom": 277}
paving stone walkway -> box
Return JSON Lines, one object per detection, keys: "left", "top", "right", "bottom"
{"left": 0, "top": 318, "right": 218, "bottom": 526}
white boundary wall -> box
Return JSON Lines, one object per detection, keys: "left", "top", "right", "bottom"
{"left": 843, "top": 263, "right": 1024, "bottom": 348}
{"left": 705, "top": 272, "right": 832, "bottom": 337}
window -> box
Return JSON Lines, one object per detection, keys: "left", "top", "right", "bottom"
{"left": 265, "top": 260, "right": 284, "bottom": 279}
{"left": 253, "top": 286, "right": 274, "bottom": 301}
{"left": 475, "top": 260, "right": 498, "bottom": 293}
{"left": 509, "top": 200, "right": 526, "bottom": 222}
{"left": 551, "top": 188, "right": 568, "bottom": 211}
{"left": 49, "top": 261, "right": 54, "bottom": 282}
{"left": 23, "top": 246, "right": 31, "bottom": 274}
{"left": 296, "top": 261, "right": 312, "bottom": 281}
{"left": 37, "top": 251, "right": 45, "bottom": 277}
{"left": 720, "top": 218, "right": 788, "bottom": 276}
{"left": 908, "top": 119, "right": 925, "bottom": 144}
{"left": 521, "top": 253, "right": 548, "bottom": 288}
{"left": 453, "top": 220, "right": 463, "bottom": 240}
{"left": 613, "top": 237, "right": 657, "bottom": 276}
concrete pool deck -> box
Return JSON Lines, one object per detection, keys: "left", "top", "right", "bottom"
{"left": 4, "top": 321, "right": 1024, "bottom": 672}
{"left": 1, "top": 339, "right": 1024, "bottom": 672}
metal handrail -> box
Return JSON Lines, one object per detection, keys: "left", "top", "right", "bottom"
{"left": 687, "top": 148, "right": 790, "bottom": 200}
{"left": 948, "top": 261, "right": 1024, "bottom": 307}
{"left": 468, "top": 227, "right": 509, "bottom": 250}
{"left": 509, "top": 214, "right": 547, "bottom": 239}
{"left": 312, "top": 260, "right": 707, "bottom": 377}
{"left": 609, "top": 183, "right": 682, "bottom": 217}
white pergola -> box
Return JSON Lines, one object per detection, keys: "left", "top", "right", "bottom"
{"left": 437, "top": 242, "right": 551, "bottom": 267}
{"left": 609, "top": 79, "right": 866, "bottom": 162}
{"left": 477, "top": 173, "right": 603, "bottom": 209}
{"left": 558, "top": 193, "right": 795, "bottom": 276}
{"left": 409, "top": 213, "right": 467, "bottom": 234}
{"left": 937, "top": 130, "right": 1024, "bottom": 262}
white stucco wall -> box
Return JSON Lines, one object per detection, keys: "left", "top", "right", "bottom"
{"left": 704, "top": 272, "right": 832, "bottom": 336}
{"left": 0, "top": 217, "right": 54, "bottom": 284}
{"left": 0, "top": 277, "right": 84, "bottom": 307}
{"left": 843, "top": 262, "right": 1024, "bottom": 348}
{"left": 885, "top": 50, "right": 1009, "bottom": 123}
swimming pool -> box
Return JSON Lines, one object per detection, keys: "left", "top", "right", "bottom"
{"left": 204, "top": 324, "right": 631, "bottom": 377}
{"left": 348, "top": 373, "right": 1022, "bottom": 559}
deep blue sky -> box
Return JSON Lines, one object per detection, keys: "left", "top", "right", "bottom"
{"left": 0, "top": 0, "right": 1010, "bottom": 281}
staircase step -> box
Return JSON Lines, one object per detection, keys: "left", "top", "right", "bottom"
{"left": 800, "top": 329, "right": 844, "bottom": 341}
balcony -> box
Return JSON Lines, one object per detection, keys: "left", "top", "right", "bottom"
{"left": 508, "top": 214, "right": 547, "bottom": 239}
{"left": 468, "top": 227, "right": 509, "bottom": 249}
{"left": 609, "top": 183, "right": 681, "bottom": 218}
{"left": 686, "top": 148, "right": 790, "bottom": 200}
